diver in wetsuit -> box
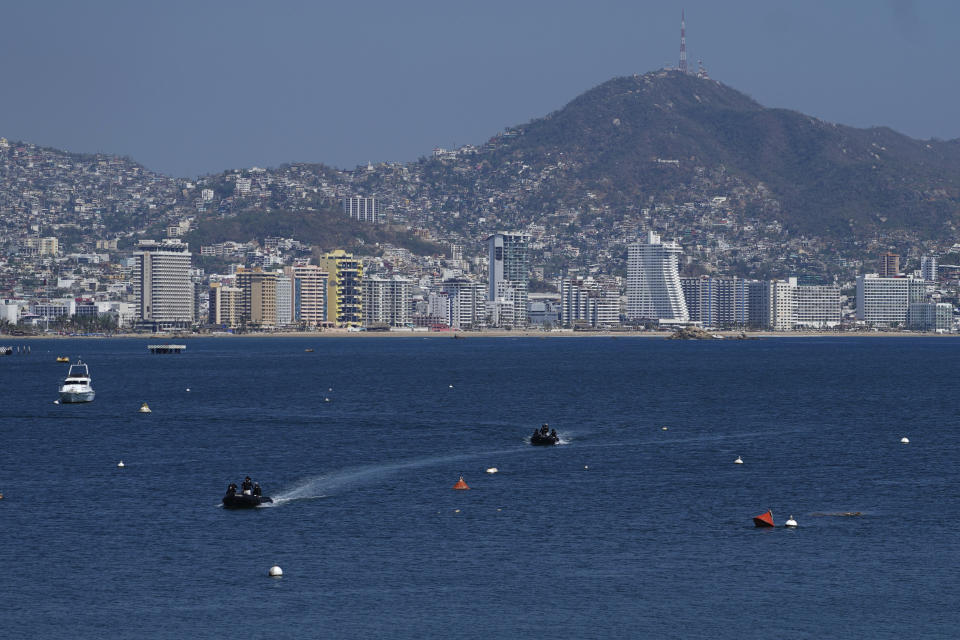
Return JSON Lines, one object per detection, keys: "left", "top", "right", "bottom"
{"left": 226, "top": 483, "right": 237, "bottom": 496}
{"left": 550, "top": 429, "right": 558, "bottom": 439}
{"left": 252, "top": 483, "right": 261, "bottom": 497}
{"left": 241, "top": 476, "right": 253, "bottom": 495}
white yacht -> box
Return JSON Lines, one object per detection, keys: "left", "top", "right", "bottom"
{"left": 59, "top": 360, "right": 95, "bottom": 403}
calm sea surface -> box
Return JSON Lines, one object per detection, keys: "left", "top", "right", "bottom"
{"left": 1, "top": 336, "right": 957, "bottom": 638}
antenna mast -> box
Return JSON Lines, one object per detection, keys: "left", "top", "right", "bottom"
{"left": 679, "top": 9, "right": 688, "bottom": 74}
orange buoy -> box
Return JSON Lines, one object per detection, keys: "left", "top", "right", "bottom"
{"left": 452, "top": 475, "right": 470, "bottom": 490}
{"left": 752, "top": 510, "right": 775, "bottom": 527}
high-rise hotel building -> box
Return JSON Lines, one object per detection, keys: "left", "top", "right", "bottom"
{"left": 285, "top": 264, "right": 328, "bottom": 326}
{"left": 487, "top": 232, "right": 530, "bottom": 326}
{"left": 236, "top": 267, "right": 278, "bottom": 328}
{"left": 626, "top": 231, "right": 688, "bottom": 323}
{"left": 362, "top": 275, "right": 412, "bottom": 327}
{"left": 132, "top": 239, "right": 194, "bottom": 330}
{"left": 317, "top": 250, "right": 363, "bottom": 327}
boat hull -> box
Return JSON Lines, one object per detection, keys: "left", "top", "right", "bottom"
{"left": 530, "top": 434, "right": 559, "bottom": 446}
{"left": 59, "top": 390, "right": 95, "bottom": 403}
{"left": 222, "top": 494, "right": 273, "bottom": 509}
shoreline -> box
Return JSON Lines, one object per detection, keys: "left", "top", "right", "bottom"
{"left": 3, "top": 330, "right": 958, "bottom": 340}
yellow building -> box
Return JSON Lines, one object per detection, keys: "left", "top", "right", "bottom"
{"left": 316, "top": 250, "right": 363, "bottom": 327}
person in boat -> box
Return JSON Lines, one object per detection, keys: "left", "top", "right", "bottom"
{"left": 550, "top": 429, "right": 558, "bottom": 439}
{"left": 241, "top": 476, "right": 253, "bottom": 495}
{"left": 226, "top": 483, "right": 237, "bottom": 497}
{"left": 540, "top": 424, "right": 550, "bottom": 436}
{"left": 252, "top": 483, "right": 261, "bottom": 497}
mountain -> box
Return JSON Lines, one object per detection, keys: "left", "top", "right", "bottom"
{"left": 485, "top": 71, "right": 960, "bottom": 237}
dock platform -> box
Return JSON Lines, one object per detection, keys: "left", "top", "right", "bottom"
{"left": 147, "top": 344, "right": 186, "bottom": 354}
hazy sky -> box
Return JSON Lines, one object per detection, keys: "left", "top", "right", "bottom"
{"left": 0, "top": 1, "right": 952, "bottom": 177}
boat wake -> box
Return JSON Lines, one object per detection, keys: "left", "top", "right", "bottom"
{"left": 267, "top": 447, "right": 524, "bottom": 506}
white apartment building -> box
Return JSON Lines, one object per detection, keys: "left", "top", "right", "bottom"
{"left": 288, "top": 264, "right": 328, "bottom": 326}
{"left": 343, "top": 196, "right": 385, "bottom": 224}
{"left": 856, "top": 274, "right": 926, "bottom": 325}
{"left": 626, "top": 231, "right": 688, "bottom": 323}
{"left": 561, "top": 277, "right": 620, "bottom": 328}
{"left": 487, "top": 232, "right": 530, "bottom": 327}
{"left": 920, "top": 256, "right": 938, "bottom": 283}
{"left": 362, "top": 276, "right": 412, "bottom": 327}
{"left": 275, "top": 273, "right": 293, "bottom": 327}
{"left": 438, "top": 278, "right": 486, "bottom": 329}
{"left": 793, "top": 284, "right": 841, "bottom": 329}
{"left": 907, "top": 302, "right": 953, "bottom": 332}
{"left": 132, "top": 239, "right": 194, "bottom": 330}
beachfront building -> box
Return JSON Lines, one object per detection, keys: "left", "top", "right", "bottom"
{"left": 275, "top": 273, "right": 293, "bottom": 327}
{"left": 907, "top": 302, "right": 953, "bottom": 332}
{"left": 132, "top": 239, "right": 194, "bottom": 331}
{"left": 793, "top": 284, "right": 842, "bottom": 329}
{"left": 560, "top": 277, "right": 620, "bottom": 328}
{"left": 236, "top": 267, "right": 278, "bottom": 329}
{"left": 438, "top": 277, "right": 486, "bottom": 329}
{"left": 856, "top": 274, "right": 927, "bottom": 326}
{"left": 680, "top": 276, "right": 749, "bottom": 328}
{"left": 208, "top": 282, "right": 242, "bottom": 329}
{"left": 362, "top": 275, "right": 412, "bottom": 327}
{"left": 626, "top": 231, "right": 688, "bottom": 324}
{"left": 317, "top": 250, "right": 363, "bottom": 327}
{"left": 286, "top": 264, "right": 328, "bottom": 327}
{"left": 487, "top": 232, "right": 530, "bottom": 327}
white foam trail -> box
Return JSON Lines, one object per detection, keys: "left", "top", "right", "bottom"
{"left": 268, "top": 447, "right": 524, "bottom": 505}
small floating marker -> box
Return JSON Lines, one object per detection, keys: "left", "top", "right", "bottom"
{"left": 328, "top": 388, "right": 332, "bottom": 392}
{"left": 448, "top": 384, "right": 454, "bottom": 388}
{"left": 53, "top": 400, "right": 60, "bottom": 405}
{"left": 752, "top": 509, "right": 775, "bottom": 528}
{"left": 454, "top": 509, "right": 461, "bottom": 513}
{"left": 269, "top": 565, "right": 282, "bottom": 577}
{"left": 117, "top": 461, "right": 125, "bottom": 468}
{"left": 485, "top": 467, "right": 498, "bottom": 474}
{"left": 139, "top": 402, "right": 152, "bottom": 413}
{"left": 584, "top": 465, "right": 589, "bottom": 470}
{"left": 900, "top": 437, "right": 909, "bottom": 444}
{"left": 661, "top": 426, "right": 668, "bottom": 431}
{"left": 734, "top": 456, "right": 743, "bottom": 464}
{"left": 452, "top": 475, "right": 470, "bottom": 490}
{"left": 785, "top": 515, "right": 798, "bottom": 528}
{"left": 324, "top": 397, "right": 330, "bottom": 402}
{"left": 185, "top": 388, "right": 191, "bottom": 392}
{"left": 496, "top": 508, "right": 502, "bottom": 511}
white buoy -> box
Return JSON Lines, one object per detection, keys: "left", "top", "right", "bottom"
{"left": 900, "top": 437, "right": 909, "bottom": 444}
{"left": 328, "top": 388, "right": 332, "bottom": 392}
{"left": 485, "top": 467, "right": 498, "bottom": 474}
{"left": 324, "top": 397, "right": 330, "bottom": 402}
{"left": 53, "top": 400, "right": 60, "bottom": 405}
{"left": 449, "top": 384, "right": 454, "bottom": 388}
{"left": 734, "top": 456, "right": 743, "bottom": 464}
{"left": 185, "top": 388, "right": 191, "bottom": 392}
{"left": 268, "top": 565, "right": 282, "bottom": 577}
{"left": 785, "top": 515, "right": 798, "bottom": 527}
{"left": 117, "top": 461, "right": 125, "bottom": 468}
{"left": 139, "top": 403, "right": 151, "bottom": 413}
{"left": 661, "top": 426, "right": 668, "bottom": 431}
{"left": 584, "top": 465, "right": 589, "bottom": 470}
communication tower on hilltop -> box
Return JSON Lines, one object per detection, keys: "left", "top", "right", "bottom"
{"left": 679, "top": 9, "right": 688, "bottom": 74}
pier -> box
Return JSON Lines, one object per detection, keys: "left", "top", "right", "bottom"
{"left": 147, "top": 344, "right": 186, "bottom": 354}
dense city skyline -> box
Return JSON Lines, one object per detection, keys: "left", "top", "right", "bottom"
{"left": 0, "top": 1, "right": 957, "bottom": 177}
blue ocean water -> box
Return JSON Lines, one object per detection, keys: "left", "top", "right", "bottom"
{"left": 0, "top": 336, "right": 957, "bottom": 638}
